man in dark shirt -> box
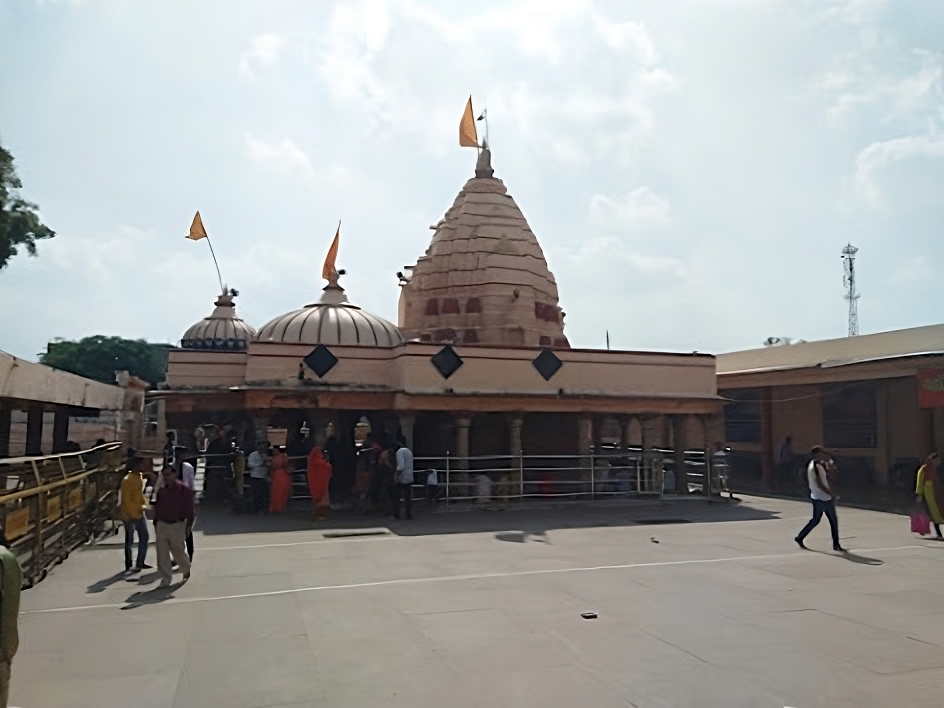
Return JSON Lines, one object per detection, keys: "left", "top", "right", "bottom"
{"left": 153, "top": 465, "right": 194, "bottom": 587}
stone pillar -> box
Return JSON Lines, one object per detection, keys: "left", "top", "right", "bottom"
{"left": 26, "top": 404, "right": 44, "bottom": 456}
{"left": 455, "top": 415, "right": 471, "bottom": 499}
{"left": 875, "top": 382, "right": 889, "bottom": 487}
{"left": 640, "top": 415, "right": 659, "bottom": 494}
{"left": 619, "top": 416, "right": 630, "bottom": 453}
{"left": 398, "top": 414, "right": 416, "bottom": 450}
{"left": 253, "top": 416, "right": 270, "bottom": 448}
{"left": 760, "top": 387, "right": 774, "bottom": 490}
{"left": 507, "top": 413, "right": 524, "bottom": 502}
{"left": 578, "top": 414, "right": 593, "bottom": 492}
{"left": 52, "top": 408, "right": 70, "bottom": 453}
{"left": 672, "top": 415, "right": 688, "bottom": 495}
{"left": 0, "top": 402, "right": 11, "bottom": 458}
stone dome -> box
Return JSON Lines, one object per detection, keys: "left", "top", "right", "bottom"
{"left": 181, "top": 291, "right": 256, "bottom": 351}
{"left": 398, "top": 147, "right": 569, "bottom": 348}
{"left": 256, "top": 283, "right": 404, "bottom": 347}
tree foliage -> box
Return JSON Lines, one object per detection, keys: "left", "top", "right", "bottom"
{"left": 0, "top": 141, "right": 55, "bottom": 270}
{"left": 40, "top": 336, "right": 169, "bottom": 386}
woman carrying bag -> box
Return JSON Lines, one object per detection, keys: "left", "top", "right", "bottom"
{"left": 915, "top": 452, "right": 944, "bottom": 539}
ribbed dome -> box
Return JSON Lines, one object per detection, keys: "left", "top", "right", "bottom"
{"left": 398, "top": 147, "right": 569, "bottom": 348}
{"left": 181, "top": 291, "right": 256, "bottom": 351}
{"left": 256, "top": 283, "right": 404, "bottom": 347}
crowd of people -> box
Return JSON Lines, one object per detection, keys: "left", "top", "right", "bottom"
{"left": 114, "top": 428, "right": 421, "bottom": 578}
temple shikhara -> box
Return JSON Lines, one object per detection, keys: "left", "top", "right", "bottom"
{"left": 152, "top": 141, "right": 724, "bottom": 498}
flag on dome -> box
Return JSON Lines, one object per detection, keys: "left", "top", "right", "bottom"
{"left": 187, "top": 210, "right": 208, "bottom": 241}
{"left": 459, "top": 96, "right": 478, "bottom": 148}
{"left": 322, "top": 222, "right": 340, "bottom": 280}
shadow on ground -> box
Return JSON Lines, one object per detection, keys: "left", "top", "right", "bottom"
{"left": 193, "top": 496, "right": 781, "bottom": 538}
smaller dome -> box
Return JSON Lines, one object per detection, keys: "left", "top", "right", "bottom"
{"left": 256, "top": 283, "right": 404, "bottom": 347}
{"left": 181, "top": 291, "right": 256, "bottom": 351}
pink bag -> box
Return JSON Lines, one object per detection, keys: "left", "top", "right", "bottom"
{"left": 911, "top": 511, "right": 931, "bottom": 535}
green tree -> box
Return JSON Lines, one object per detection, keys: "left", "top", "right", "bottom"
{"left": 0, "top": 141, "right": 55, "bottom": 270}
{"left": 40, "top": 336, "right": 169, "bottom": 386}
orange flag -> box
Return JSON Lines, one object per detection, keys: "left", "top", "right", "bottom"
{"left": 322, "top": 222, "right": 340, "bottom": 280}
{"left": 187, "top": 211, "right": 208, "bottom": 240}
{"left": 459, "top": 96, "right": 478, "bottom": 148}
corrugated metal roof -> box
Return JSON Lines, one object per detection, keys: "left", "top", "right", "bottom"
{"left": 717, "top": 323, "right": 944, "bottom": 375}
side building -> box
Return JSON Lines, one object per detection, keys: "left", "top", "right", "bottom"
{"left": 717, "top": 324, "right": 944, "bottom": 495}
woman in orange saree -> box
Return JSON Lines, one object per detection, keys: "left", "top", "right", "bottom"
{"left": 307, "top": 446, "right": 332, "bottom": 520}
{"left": 268, "top": 446, "right": 292, "bottom": 514}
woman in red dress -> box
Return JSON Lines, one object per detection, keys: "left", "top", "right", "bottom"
{"left": 268, "top": 446, "right": 292, "bottom": 514}
{"left": 307, "top": 446, "right": 332, "bottom": 520}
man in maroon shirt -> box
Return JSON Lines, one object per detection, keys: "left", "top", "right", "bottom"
{"left": 153, "top": 465, "right": 193, "bottom": 587}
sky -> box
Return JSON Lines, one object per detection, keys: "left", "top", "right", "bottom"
{"left": 0, "top": 0, "right": 942, "bottom": 361}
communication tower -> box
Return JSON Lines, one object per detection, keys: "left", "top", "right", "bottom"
{"left": 841, "top": 243, "right": 860, "bottom": 336}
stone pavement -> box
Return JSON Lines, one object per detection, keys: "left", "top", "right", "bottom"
{"left": 11, "top": 496, "right": 944, "bottom": 707}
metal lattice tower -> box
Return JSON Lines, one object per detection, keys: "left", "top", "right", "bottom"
{"left": 841, "top": 243, "right": 860, "bottom": 336}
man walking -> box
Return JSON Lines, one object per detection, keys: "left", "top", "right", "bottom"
{"left": 120, "top": 457, "right": 152, "bottom": 572}
{"left": 0, "top": 536, "right": 22, "bottom": 707}
{"left": 177, "top": 449, "right": 197, "bottom": 562}
{"left": 795, "top": 446, "right": 845, "bottom": 552}
{"left": 153, "top": 465, "right": 193, "bottom": 588}
{"left": 393, "top": 434, "right": 414, "bottom": 520}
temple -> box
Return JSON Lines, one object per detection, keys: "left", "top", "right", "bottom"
{"left": 151, "top": 148, "right": 724, "bottom": 499}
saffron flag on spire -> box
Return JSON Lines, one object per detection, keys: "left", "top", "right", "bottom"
{"left": 322, "top": 222, "right": 340, "bottom": 280}
{"left": 187, "top": 211, "right": 208, "bottom": 240}
{"left": 459, "top": 96, "right": 478, "bottom": 148}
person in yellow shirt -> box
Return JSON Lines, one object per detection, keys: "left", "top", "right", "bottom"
{"left": 120, "top": 457, "right": 152, "bottom": 572}
{"left": 916, "top": 452, "right": 944, "bottom": 540}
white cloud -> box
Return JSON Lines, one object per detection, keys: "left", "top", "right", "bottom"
{"left": 589, "top": 187, "right": 672, "bottom": 230}
{"left": 238, "top": 32, "right": 287, "bottom": 79}
{"left": 854, "top": 133, "right": 944, "bottom": 206}
{"left": 820, "top": 50, "right": 943, "bottom": 120}
{"left": 313, "top": 1, "right": 675, "bottom": 161}
{"left": 244, "top": 134, "right": 315, "bottom": 181}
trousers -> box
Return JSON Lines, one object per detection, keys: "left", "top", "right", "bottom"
{"left": 250, "top": 477, "right": 268, "bottom": 512}
{"left": 155, "top": 521, "right": 191, "bottom": 583}
{"left": 392, "top": 482, "right": 413, "bottom": 519}
{"left": 797, "top": 498, "right": 840, "bottom": 547}
{"left": 123, "top": 517, "right": 149, "bottom": 569}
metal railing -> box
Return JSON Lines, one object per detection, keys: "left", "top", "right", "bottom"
{"left": 0, "top": 442, "right": 124, "bottom": 587}
{"left": 169, "top": 446, "right": 730, "bottom": 509}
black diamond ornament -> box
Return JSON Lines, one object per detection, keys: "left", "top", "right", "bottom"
{"left": 303, "top": 344, "right": 338, "bottom": 378}
{"left": 431, "top": 345, "right": 464, "bottom": 379}
{"left": 532, "top": 348, "right": 562, "bottom": 381}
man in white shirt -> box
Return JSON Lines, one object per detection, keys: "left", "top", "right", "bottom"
{"left": 178, "top": 450, "right": 197, "bottom": 561}
{"left": 247, "top": 442, "right": 270, "bottom": 513}
{"left": 393, "top": 436, "right": 414, "bottom": 520}
{"left": 795, "top": 446, "right": 844, "bottom": 552}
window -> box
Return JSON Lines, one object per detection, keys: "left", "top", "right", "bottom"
{"left": 441, "top": 298, "right": 460, "bottom": 314}
{"left": 722, "top": 389, "right": 761, "bottom": 443}
{"left": 822, "top": 382, "right": 877, "bottom": 448}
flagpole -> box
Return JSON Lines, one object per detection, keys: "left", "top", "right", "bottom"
{"left": 204, "top": 235, "right": 225, "bottom": 293}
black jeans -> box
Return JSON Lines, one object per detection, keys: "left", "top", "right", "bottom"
{"left": 250, "top": 477, "right": 268, "bottom": 512}
{"left": 186, "top": 529, "right": 194, "bottom": 561}
{"left": 797, "top": 498, "right": 840, "bottom": 547}
{"left": 123, "top": 517, "right": 149, "bottom": 569}
{"left": 393, "top": 482, "right": 413, "bottom": 519}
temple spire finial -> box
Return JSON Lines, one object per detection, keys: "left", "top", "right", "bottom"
{"left": 475, "top": 140, "right": 494, "bottom": 178}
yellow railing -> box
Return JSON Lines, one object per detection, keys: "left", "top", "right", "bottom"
{"left": 0, "top": 442, "right": 124, "bottom": 588}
